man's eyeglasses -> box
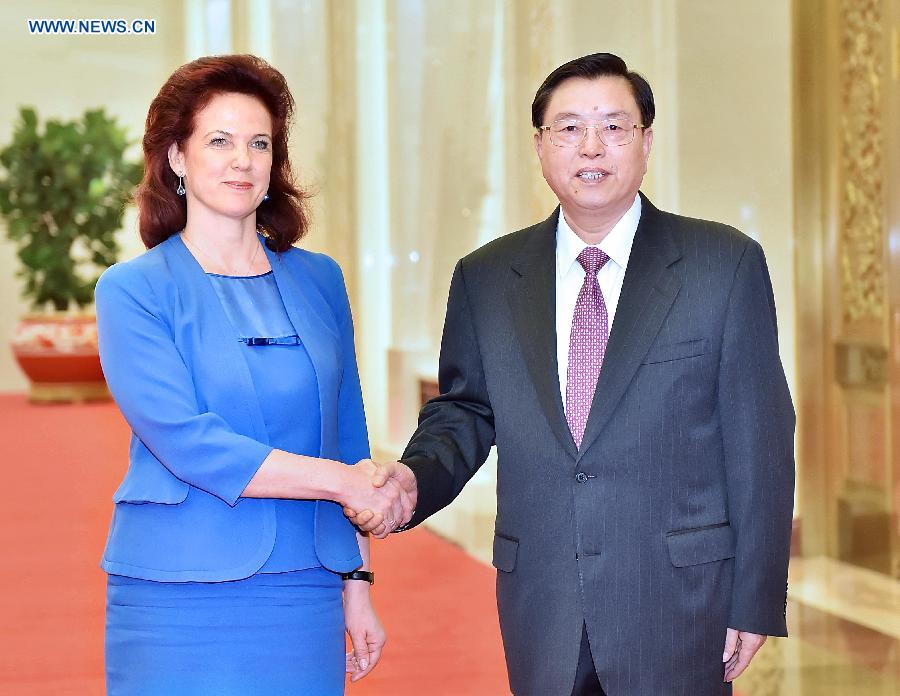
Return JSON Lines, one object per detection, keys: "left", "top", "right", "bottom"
{"left": 539, "top": 118, "right": 647, "bottom": 148}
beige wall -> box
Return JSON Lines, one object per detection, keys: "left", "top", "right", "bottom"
{"left": 0, "top": 0, "right": 351, "bottom": 392}
{"left": 557, "top": 0, "right": 796, "bottom": 403}
{"left": 674, "top": 1, "right": 796, "bottom": 400}
{"left": 370, "top": 0, "right": 796, "bottom": 543}
{"left": 0, "top": 0, "right": 796, "bottom": 418}
{"left": 0, "top": 0, "right": 185, "bottom": 391}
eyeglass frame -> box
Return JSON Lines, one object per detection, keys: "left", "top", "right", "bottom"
{"left": 538, "top": 118, "right": 648, "bottom": 148}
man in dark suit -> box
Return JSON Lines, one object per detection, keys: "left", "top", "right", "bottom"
{"left": 347, "top": 53, "right": 795, "bottom": 696}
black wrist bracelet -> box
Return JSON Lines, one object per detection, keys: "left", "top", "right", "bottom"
{"left": 340, "top": 570, "right": 375, "bottom": 585}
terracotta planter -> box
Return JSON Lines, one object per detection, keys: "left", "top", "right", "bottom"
{"left": 10, "top": 313, "right": 109, "bottom": 403}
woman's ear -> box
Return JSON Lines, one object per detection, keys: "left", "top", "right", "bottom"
{"left": 167, "top": 142, "right": 185, "bottom": 176}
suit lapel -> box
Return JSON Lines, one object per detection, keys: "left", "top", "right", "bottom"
{"left": 576, "top": 195, "right": 683, "bottom": 462}
{"left": 507, "top": 209, "right": 578, "bottom": 460}
{"left": 164, "top": 235, "right": 270, "bottom": 444}
{"left": 263, "top": 242, "right": 341, "bottom": 459}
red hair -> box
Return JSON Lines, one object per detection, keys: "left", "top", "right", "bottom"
{"left": 136, "top": 54, "right": 310, "bottom": 251}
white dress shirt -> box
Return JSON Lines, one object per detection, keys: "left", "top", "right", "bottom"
{"left": 556, "top": 194, "right": 642, "bottom": 411}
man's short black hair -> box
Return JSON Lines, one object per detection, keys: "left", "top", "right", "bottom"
{"left": 531, "top": 53, "right": 655, "bottom": 130}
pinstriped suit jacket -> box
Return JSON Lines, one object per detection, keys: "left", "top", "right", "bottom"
{"left": 401, "top": 193, "right": 795, "bottom": 695}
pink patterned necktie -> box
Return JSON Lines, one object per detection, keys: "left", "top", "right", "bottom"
{"left": 566, "top": 247, "right": 610, "bottom": 449}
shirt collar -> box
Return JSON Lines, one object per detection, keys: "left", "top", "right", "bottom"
{"left": 556, "top": 193, "right": 642, "bottom": 278}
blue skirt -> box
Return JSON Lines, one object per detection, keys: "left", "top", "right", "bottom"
{"left": 105, "top": 567, "right": 345, "bottom": 695}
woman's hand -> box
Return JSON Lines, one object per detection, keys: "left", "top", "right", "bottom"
{"left": 340, "top": 460, "right": 412, "bottom": 531}
{"left": 344, "top": 582, "right": 385, "bottom": 682}
{"left": 343, "top": 461, "right": 418, "bottom": 538}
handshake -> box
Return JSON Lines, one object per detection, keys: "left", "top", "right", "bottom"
{"left": 342, "top": 460, "right": 418, "bottom": 538}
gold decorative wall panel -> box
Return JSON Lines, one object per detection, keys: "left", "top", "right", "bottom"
{"left": 839, "top": 0, "right": 885, "bottom": 323}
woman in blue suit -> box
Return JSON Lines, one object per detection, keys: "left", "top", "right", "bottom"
{"left": 96, "top": 55, "right": 412, "bottom": 694}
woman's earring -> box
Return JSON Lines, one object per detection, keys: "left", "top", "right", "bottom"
{"left": 176, "top": 175, "right": 185, "bottom": 196}
{"left": 262, "top": 191, "right": 269, "bottom": 202}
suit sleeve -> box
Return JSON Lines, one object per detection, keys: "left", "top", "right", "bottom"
{"left": 718, "top": 240, "right": 796, "bottom": 636}
{"left": 328, "top": 259, "right": 371, "bottom": 464}
{"left": 95, "top": 265, "right": 273, "bottom": 507}
{"left": 400, "top": 260, "right": 496, "bottom": 527}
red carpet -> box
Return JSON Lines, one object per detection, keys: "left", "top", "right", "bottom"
{"left": 0, "top": 394, "right": 750, "bottom": 695}
{"left": 0, "top": 395, "right": 509, "bottom": 695}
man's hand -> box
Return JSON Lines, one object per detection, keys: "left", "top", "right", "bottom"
{"left": 723, "top": 627, "right": 767, "bottom": 682}
{"left": 339, "top": 460, "right": 410, "bottom": 535}
{"left": 343, "top": 461, "right": 418, "bottom": 538}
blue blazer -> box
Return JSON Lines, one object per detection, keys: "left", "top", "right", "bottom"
{"left": 94, "top": 234, "right": 367, "bottom": 582}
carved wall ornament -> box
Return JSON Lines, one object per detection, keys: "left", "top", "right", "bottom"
{"left": 839, "top": 0, "right": 886, "bottom": 323}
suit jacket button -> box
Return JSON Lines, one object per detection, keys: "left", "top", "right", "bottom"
{"left": 575, "top": 472, "right": 588, "bottom": 483}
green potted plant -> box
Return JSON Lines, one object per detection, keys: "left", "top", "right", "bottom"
{"left": 0, "top": 107, "right": 142, "bottom": 401}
